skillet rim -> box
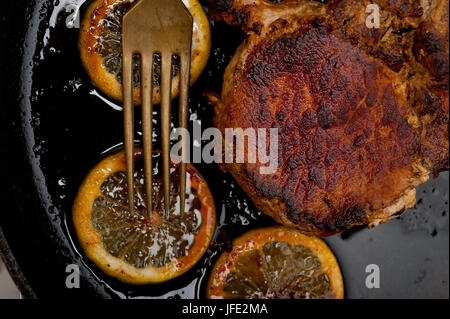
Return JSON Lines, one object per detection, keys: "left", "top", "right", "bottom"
{"left": 0, "top": 0, "right": 47, "bottom": 299}
{"left": 0, "top": 227, "right": 37, "bottom": 299}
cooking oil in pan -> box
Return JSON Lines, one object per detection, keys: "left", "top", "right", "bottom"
{"left": 23, "top": 0, "right": 448, "bottom": 298}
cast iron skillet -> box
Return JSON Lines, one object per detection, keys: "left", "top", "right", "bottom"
{"left": 0, "top": 0, "right": 448, "bottom": 299}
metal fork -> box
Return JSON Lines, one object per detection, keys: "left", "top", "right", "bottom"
{"left": 122, "top": 0, "right": 192, "bottom": 217}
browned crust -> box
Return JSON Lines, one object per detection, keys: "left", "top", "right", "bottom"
{"left": 209, "top": 0, "right": 447, "bottom": 236}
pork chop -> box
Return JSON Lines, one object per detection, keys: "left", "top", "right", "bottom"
{"left": 208, "top": 0, "right": 449, "bottom": 236}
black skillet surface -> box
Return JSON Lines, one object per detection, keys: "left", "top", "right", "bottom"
{"left": 0, "top": 0, "right": 448, "bottom": 299}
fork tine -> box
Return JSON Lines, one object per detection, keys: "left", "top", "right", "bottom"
{"left": 141, "top": 54, "right": 154, "bottom": 220}
{"left": 178, "top": 51, "right": 191, "bottom": 215}
{"left": 160, "top": 53, "right": 173, "bottom": 214}
{"left": 122, "top": 51, "right": 135, "bottom": 214}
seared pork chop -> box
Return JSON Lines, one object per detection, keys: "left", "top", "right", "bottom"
{"left": 208, "top": 0, "right": 449, "bottom": 236}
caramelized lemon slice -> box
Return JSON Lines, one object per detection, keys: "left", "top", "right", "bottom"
{"left": 79, "top": 0, "right": 210, "bottom": 104}
{"left": 207, "top": 226, "right": 344, "bottom": 299}
{"left": 73, "top": 150, "right": 216, "bottom": 284}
